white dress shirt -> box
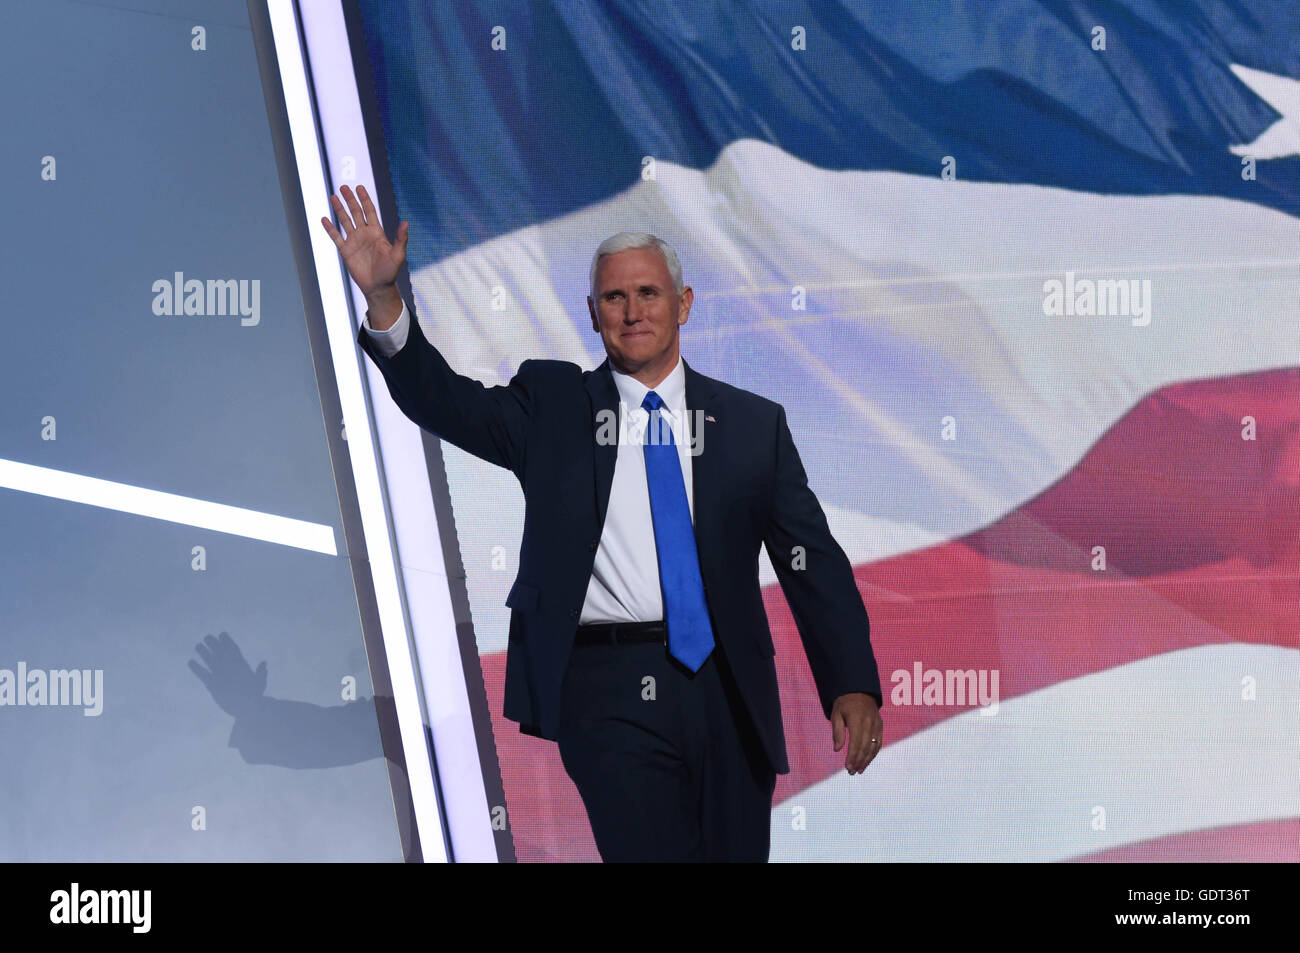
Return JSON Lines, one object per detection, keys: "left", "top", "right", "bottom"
{"left": 365, "top": 302, "right": 695, "bottom": 625}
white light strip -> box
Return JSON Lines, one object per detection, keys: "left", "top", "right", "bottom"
{"left": 0, "top": 458, "right": 336, "bottom": 555}
{"left": 297, "top": 2, "right": 498, "bottom": 861}
{"left": 267, "top": 0, "right": 448, "bottom": 862}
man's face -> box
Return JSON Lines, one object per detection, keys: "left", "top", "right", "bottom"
{"left": 588, "top": 246, "right": 693, "bottom": 380}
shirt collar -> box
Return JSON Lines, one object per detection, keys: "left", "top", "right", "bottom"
{"left": 609, "top": 355, "right": 686, "bottom": 415}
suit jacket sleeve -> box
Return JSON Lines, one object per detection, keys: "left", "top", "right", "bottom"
{"left": 762, "top": 404, "right": 883, "bottom": 718}
{"left": 355, "top": 296, "right": 534, "bottom": 479}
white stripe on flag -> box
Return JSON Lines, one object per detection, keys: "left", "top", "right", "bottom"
{"left": 770, "top": 643, "right": 1300, "bottom": 862}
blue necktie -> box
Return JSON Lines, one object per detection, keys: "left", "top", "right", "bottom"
{"left": 641, "top": 390, "right": 715, "bottom": 671}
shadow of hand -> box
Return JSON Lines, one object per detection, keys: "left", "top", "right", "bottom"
{"left": 188, "top": 631, "right": 268, "bottom": 718}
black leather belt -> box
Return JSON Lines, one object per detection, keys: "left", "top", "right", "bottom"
{"left": 574, "top": 620, "right": 666, "bottom": 645}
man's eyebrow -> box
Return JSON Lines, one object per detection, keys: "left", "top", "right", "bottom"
{"left": 601, "top": 283, "right": 662, "bottom": 297}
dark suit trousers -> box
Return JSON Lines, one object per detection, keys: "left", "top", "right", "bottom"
{"left": 557, "top": 635, "right": 777, "bottom": 862}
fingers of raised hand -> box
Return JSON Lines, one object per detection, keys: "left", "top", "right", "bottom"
{"left": 327, "top": 191, "right": 354, "bottom": 238}
{"left": 320, "top": 213, "right": 343, "bottom": 248}
{"left": 356, "top": 184, "right": 380, "bottom": 227}
{"left": 324, "top": 186, "right": 385, "bottom": 252}
{"left": 341, "top": 184, "right": 370, "bottom": 231}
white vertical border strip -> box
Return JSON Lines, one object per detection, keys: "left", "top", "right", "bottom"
{"left": 266, "top": 0, "right": 450, "bottom": 863}
{"left": 291, "top": 1, "right": 498, "bottom": 860}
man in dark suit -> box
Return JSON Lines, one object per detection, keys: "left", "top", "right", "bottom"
{"left": 322, "top": 184, "right": 883, "bottom": 862}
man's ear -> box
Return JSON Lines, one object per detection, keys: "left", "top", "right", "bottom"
{"left": 678, "top": 286, "right": 693, "bottom": 326}
{"left": 587, "top": 295, "right": 599, "bottom": 332}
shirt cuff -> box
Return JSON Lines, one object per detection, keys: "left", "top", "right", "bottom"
{"left": 363, "top": 300, "right": 410, "bottom": 357}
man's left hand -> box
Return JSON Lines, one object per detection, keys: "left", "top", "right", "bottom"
{"left": 831, "top": 692, "right": 882, "bottom": 775}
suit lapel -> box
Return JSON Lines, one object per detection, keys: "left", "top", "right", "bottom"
{"left": 682, "top": 358, "right": 720, "bottom": 559}
{"left": 585, "top": 358, "right": 620, "bottom": 530}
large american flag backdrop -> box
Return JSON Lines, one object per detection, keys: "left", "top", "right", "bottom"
{"left": 356, "top": 0, "right": 1300, "bottom": 861}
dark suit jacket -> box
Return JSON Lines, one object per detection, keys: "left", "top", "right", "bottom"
{"left": 356, "top": 300, "right": 882, "bottom": 775}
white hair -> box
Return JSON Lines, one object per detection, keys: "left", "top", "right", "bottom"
{"left": 589, "top": 232, "right": 683, "bottom": 299}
